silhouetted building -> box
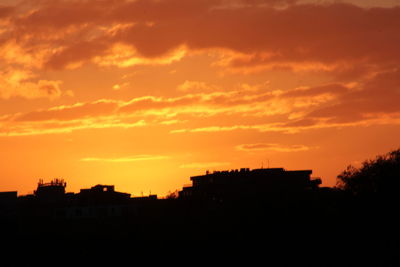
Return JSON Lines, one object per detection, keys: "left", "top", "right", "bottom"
{"left": 77, "top": 184, "right": 131, "bottom": 205}
{"left": 34, "top": 178, "right": 66, "bottom": 202}
{"left": 61, "top": 184, "right": 133, "bottom": 219}
{"left": 0, "top": 191, "right": 18, "bottom": 237}
{"left": 0, "top": 191, "right": 17, "bottom": 218}
{"left": 0, "top": 168, "right": 335, "bottom": 241}
{"left": 131, "top": 195, "right": 158, "bottom": 201}
{"left": 0, "top": 191, "right": 17, "bottom": 203}
{"left": 179, "top": 167, "right": 321, "bottom": 200}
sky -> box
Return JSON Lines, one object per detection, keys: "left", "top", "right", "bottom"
{"left": 1, "top": 0, "right": 400, "bottom": 196}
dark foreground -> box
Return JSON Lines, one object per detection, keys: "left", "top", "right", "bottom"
{"left": 2, "top": 189, "right": 399, "bottom": 244}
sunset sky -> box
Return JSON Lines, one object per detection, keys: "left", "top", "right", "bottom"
{"left": 1, "top": 0, "right": 400, "bottom": 196}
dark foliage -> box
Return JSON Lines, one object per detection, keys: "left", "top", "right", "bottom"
{"left": 165, "top": 190, "right": 179, "bottom": 199}
{"left": 337, "top": 148, "right": 400, "bottom": 195}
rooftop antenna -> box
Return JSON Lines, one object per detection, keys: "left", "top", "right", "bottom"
{"left": 261, "top": 161, "right": 263, "bottom": 169}
{"left": 267, "top": 159, "right": 270, "bottom": 168}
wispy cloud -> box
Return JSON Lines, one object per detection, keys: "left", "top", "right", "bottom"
{"left": 81, "top": 155, "right": 169, "bottom": 163}
{"left": 0, "top": 119, "right": 146, "bottom": 137}
{"left": 0, "top": 69, "right": 63, "bottom": 100}
{"left": 170, "top": 115, "right": 400, "bottom": 134}
{"left": 2, "top": 68, "right": 400, "bottom": 137}
{"left": 236, "top": 143, "right": 311, "bottom": 152}
{"left": 177, "top": 80, "right": 220, "bottom": 92}
{"left": 0, "top": 83, "right": 336, "bottom": 136}
{"left": 179, "top": 162, "right": 231, "bottom": 169}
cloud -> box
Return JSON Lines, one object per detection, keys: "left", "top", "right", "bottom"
{"left": 0, "top": 69, "right": 63, "bottom": 99}
{"left": 92, "top": 43, "right": 187, "bottom": 68}
{"left": 14, "top": 99, "right": 120, "bottom": 122}
{"left": 112, "top": 82, "right": 130, "bottom": 91}
{"left": 0, "top": 85, "right": 272, "bottom": 136}
{"left": 299, "top": 0, "right": 400, "bottom": 8}
{"left": 179, "top": 162, "right": 231, "bottom": 169}
{"left": 177, "top": 80, "right": 220, "bottom": 92}
{"left": 0, "top": 119, "right": 147, "bottom": 137}
{"left": 280, "top": 83, "right": 349, "bottom": 99}
{"left": 236, "top": 143, "right": 311, "bottom": 152}
{"left": 159, "top": 119, "right": 185, "bottom": 125}
{"left": 171, "top": 115, "right": 400, "bottom": 134}
{"left": 302, "top": 69, "right": 400, "bottom": 123}
{"left": 45, "top": 40, "right": 110, "bottom": 70}
{"left": 1, "top": 68, "right": 400, "bottom": 137}
{"left": 0, "top": 5, "right": 14, "bottom": 19}
{"left": 171, "top": 125, "right": 253, "bottom": 134}
{"left": 81, "top": 155, "right": 169, "bottom": 163}
{"left": 2, "top": 0, "right": 399, "bottom": 79}
{"left": 118, "top": 94, "right": 202, "bottom": 114}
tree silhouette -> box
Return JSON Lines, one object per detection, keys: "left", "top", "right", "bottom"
{"left": 165, "top": 190, "right": 179, "bottom": 199}
{"left": 336, "top": 148, "right": 400, "bottom": 196}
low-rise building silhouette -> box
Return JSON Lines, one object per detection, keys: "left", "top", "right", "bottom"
{"left": 34, "top": 178, "right": 66, "bottom": 202}
{"left": 11, "top": 180, "right": 157, "bottom": 221}
{"left": 179, "top": 167, "right": 321, "bottom": 199}
{"left": 0, "top": 191, "right": 17, "bottom": 219}
{"left": 1, "top": 167, "right": 326, "bottom": 240}
{"left": 78, "top": 184, "right": 131, "bottom": 205}
{"left": 60, "top": 184, "right": 131, "bottom": 219}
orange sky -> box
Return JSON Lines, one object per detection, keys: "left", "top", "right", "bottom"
{"left": 1, "top": 0, "right": 400, "bottom": 196}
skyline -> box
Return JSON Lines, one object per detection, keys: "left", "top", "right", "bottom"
{"left": 1, "top": 0, "right": 400, "bottom": 196}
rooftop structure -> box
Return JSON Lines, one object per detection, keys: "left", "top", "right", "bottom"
{"left": 78, "top": 184, "right": 131, "bottom": 205}
{"left": 34, "top": 178, "right": 66, "bottom": 201}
